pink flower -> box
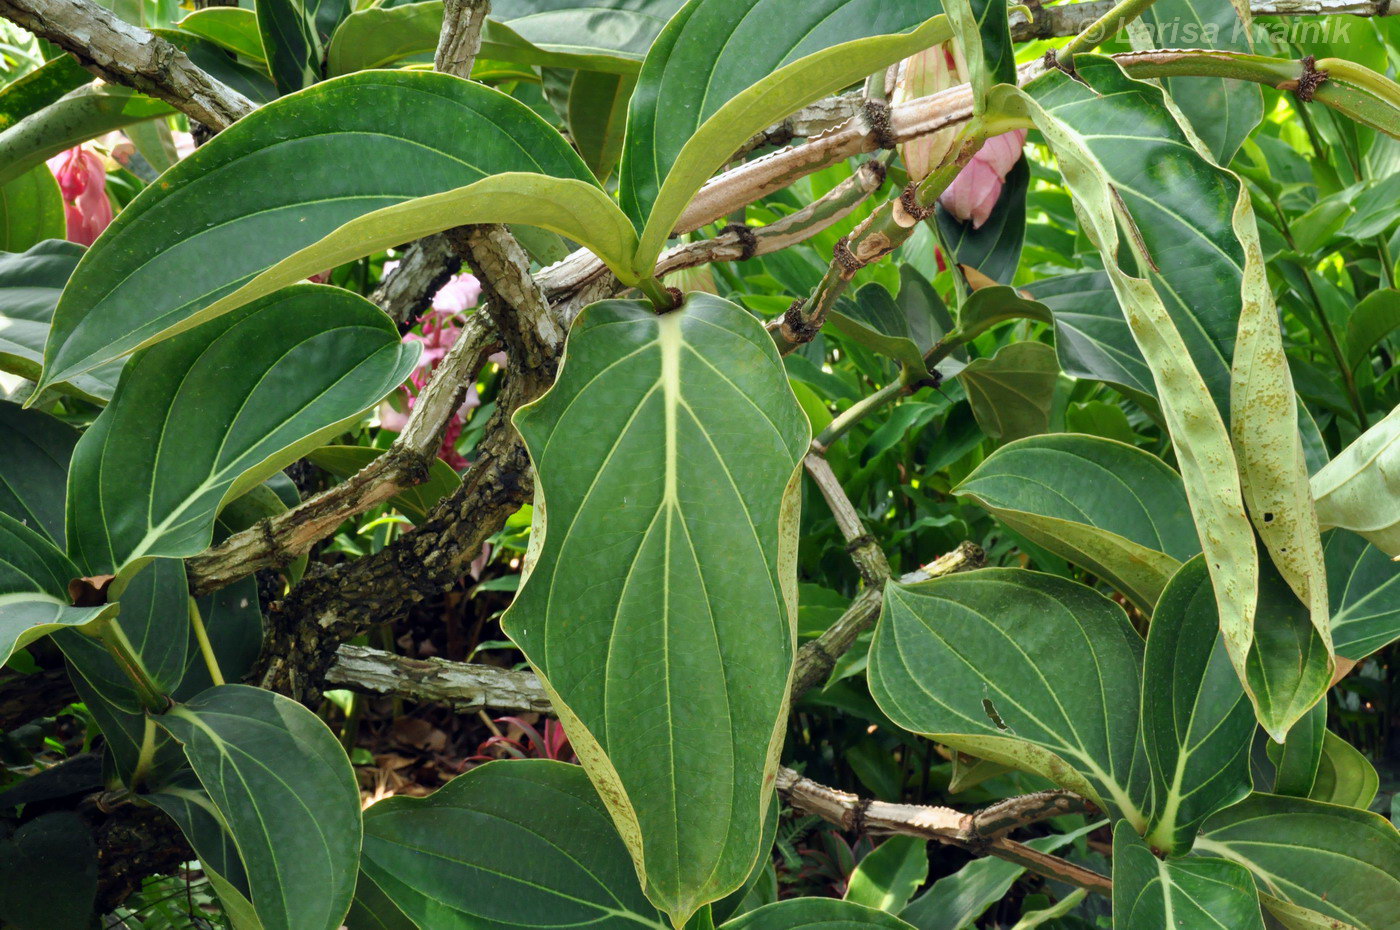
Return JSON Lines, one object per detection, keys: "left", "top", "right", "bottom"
{"left": 48, "top": 147, "right": 112, "bottom": 246}
{"left": 377, "top": 270, "right": 483, "bottom": 469}
{"left": 939, "top": 129, "right": 1027, "bottom": 229}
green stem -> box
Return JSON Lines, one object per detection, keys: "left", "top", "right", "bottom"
{"left": 131, "top": 716, "right": 158, "bottom": 790}
{"left": 1058, "top": 0, "right": 1162, "bottom": 62}
{"left": 96, "top": 619, "right": 168, "bottom": 714}
{"left": 1010, "top": 888, "right": 1088, "bottom": 930}
{"left": 637, "top": 275, "right": 674, "bottom": 311}
{"left": 189, "top": 597, "right": 225, "bottom": 687}
{"left": 814, "top": 378, "right": 908, "bottom": 451}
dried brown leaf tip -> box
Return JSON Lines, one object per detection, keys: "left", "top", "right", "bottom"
{"left": 68, "top": 574, "right": 115, "bottom": 607}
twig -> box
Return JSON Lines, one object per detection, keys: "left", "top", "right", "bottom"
{"left": 803, "top": 454, "right": 890, "bottom": 587}
{"left": 324, "top": 644, "right": 553, "bottom": 714}
{"left": 435, "top": 0, "right": 490, "bottom": 78}
{"left": 0, "top": 0, "right": 254, "bottom": 130}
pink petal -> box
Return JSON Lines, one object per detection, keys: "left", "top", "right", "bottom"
{"left": 431, "top": 273, "right": 481, "bottom": 313}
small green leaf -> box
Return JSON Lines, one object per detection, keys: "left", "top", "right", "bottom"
{"left": 1141, "top": 557, "right": 1255, "bottom": 854}
{"left": 620, "top": 0, "right": 949, "bottom": 274}
{"left": 567, "top": 69, "right": 635, "bottom": 184}
{"left": 0, "top": 513, "right": 112, "bottom": 668}
{"left": 1111, "top": 821, "right": 1264, "bottom": 930}
{"left": 0, "top": 167, "right": 64, "bottom": 251}
{"left": 829, "top": 273, "right": 948, "bottom": 375}
{"left": 65, "top": 285, "right": 418, "bottom": 577}
{"left": 958, "top": 341, "right": 1058, "bottom": 444}
{"left": 956, "top": 434, "right": 1197, "bottom": 612}
{"left": 1344, "top": 290, "right": 1400, "bottom": 371}
{"left": 362, "top": 759, "right": 666, "bottom": 930}
{"left": 944, "top": 0, "right": 1013, "bottom": 113}
{"left": 1307, "top": 732, "right": 1379, "bottom": 810}
{"left": 1269, "top": 702, "right": 1325, "bottom": 799}
{"left": 0, "top": 55, "right": 91, "bottom": 132}
{"left": 1324, "top": 529, "right": 1400, "bottom": 662}
{"left": 504, "top": 294, "right": 809, "bottom": 924}
{"left": 844, "top": 836, "right": 928, "bottom": 914}
{"left": 721, "top": 899, "right": 917, "bottom": 929}
{"left": 157, "top": 684, "right": 363, "bottom": 930}
{"left": 1199, "top": 793, "right": 1400, "bottom": 930}
{"left": 176, "top": 7, "right": 267, "bottom": 62}
{"left": 326, "top": 1, "right": 442, "bottom": 74}
{"left": 869, "top": 569, "right": 1146, "bottom": 825}
{"left": 306, "top": 445, "right": 461, "bottom": 523}
{"left": 39, "top": 70, "right": 636, "bottom": 390}
{"left": 1312, "top": 405, "right": 1400, "bottom": 558}
{"left": 1244, "top": 559, "right": 1331, "bottom": 748}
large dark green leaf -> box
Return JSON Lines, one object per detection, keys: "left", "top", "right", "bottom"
{"left": 868, "top": 568, "right": 1147, "bottom": 826}
{"left": 157, "top": 684, "right": 362, "bottom": 930}
{"left": 0, "top": 512, "right": 113, "bottom": 667}
{"left": 0, "top": 167, "right": 64, "bottom": 251}
{"left": 957, "top": 341, "right": 1057, "bottom": 444}
{"left": 829, "top": 272, "right": 949, "bottom": 375}
{"left": 1133, "top": 0, "right": 1262, "bottom": 164}
{"left": 0, "top": 401, "right": 77, "bottom": 544}
{"left": 1111, "top": 821, "right": 1264, "bottom": 930}
{"left": 0, "top": 240, "right": 121, "bottom": 403}
{"left": 361, "top": 759, "right": 666, "bottom": 929}
{"left": 503, "top": 294, "right": 809, "bottom": 924}
{"left": 64, "top": 285, "right": 417, "bottom": 577}
{"left": 722, "top": 899, "right": 917, "bottom": 929}
{"left": 38, "top": 71, "right": 635, "bottom": 390}
{"left": 1140, "top": 557, "right": 1254, "bottom": 854}
{"left": 956, "top": 433, "right": 1198, "bottom": 611}
{"left": 619, "top": 0, "right": 948, "bottom": 272}
{"left": 1323, "top": 529, "right": 1400, "bottom": 661}
{"left": 1199, "top": 794, "right": 1400, "bottom": 930}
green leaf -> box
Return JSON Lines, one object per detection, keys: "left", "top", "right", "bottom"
{"left": 1344, "top": 289, "right": 1400, "bottom": 371}
{"left": 145, "top": 776, "right": 256, "bottom": 923}
{"left": 1307, "top": 732, "right": 1379, "bottom": 810}
{"left": 177, "top": 7, "right": 267, "bottom": 61}
{"left": 868, "top": 568, "right": 1147, "bottom": 825}
{"left": 1244, "top": 559, "right": 1331, "bottom": 749}
{"left": 486, "top": 0, "right": 687, "bottom": 73}
{"left": 0, "top": 56, "right": 92, "bottom": 133}
{"left": 157, "top": 684, "right": 363, "bottom": 930}
{"left": 160, "top": 29, "right": 281, "bottom": 105}
{"left": 957, "top": 341, "right": 1058, "bottom": 444}
{"left": 721, "top": 899, "right": 917, "bottom": 929}
{"left": 0, "top": 811, "right": 98, "bottom": 930}
{"left": 567, "top": 69, "right": 635, "bottom": 184}
{"left": 0, "top": 167, "right": 64, "bottom": 252}
{"left": 503, "top": 294, "right": 809, "bottom": 924}
{"left": 619, "top": 0, "right": 949, "bottom": 274}
{"left": 0, "top": 400, "right": 77, "bottom": 545}
{"left": 1025, "top": 271, "right": 1156, "bottom": 408}
{"left": 64, "top": 284, "right": 418, "bottom": 577}
{"left": 1198, "top": 793, "right": 1400, "bottom": 930}
{"left": 994, "top": 57, "right": 1272, "bottom": 733}
{"left": 305, "top": 445, "right": 461, "bottom": 522}
{"left": 257, "top": 0, "right": 322, "bottom": 93}
{"left": 325, "top": 1, "right": 443, "bottom": 74}
{"left": 1141, "top": 557, "right": 1255, "bottom": 854}
{"left": 944, "top": 0, "right": 1013, "bottom": 113}
{"left": 0, "top": 512, "right": 112, "bottom": 667}
{"left": 829, "top": 274, "right": 948, "bottom": 375}
{"left": 346, "top": 873, "right": 417, "bottom": 930}
{"left": 956, "top": 434, "right": 1197, "bottom": 611}
{"left": 362, "top": 759, "right": 667, "bottom": 930}
{"left": 0, "top": 84, "right": 169, "bottom": 188}
{"left": 1111, "top": 821, "right": 1265, "bottom": 930}
{"left": 39, "top": 71, "right": 636, "bottom": 390}
{"left": 844, "top": 836, "right": 928, "bottom": 914}
{"left": 1269, "top": 702, "right": 1325, "bottom": 799}
{"left": 953, "top": 284, "right": 1052, "bottom": 343}
{"left": 898, "top": 826, "right": 1095, "bottom": 930}
{"left": 1312, "top": 405, "right": 1400, "bottom": 558}
{"left": 1132, "top": 0, "right": 1262, "bottom": 164}
{"left": 0, "top": 239, "right": 122, "bottom": 404}
{"left": 1324, "top": 529, "right": 1400, "bottom": 662}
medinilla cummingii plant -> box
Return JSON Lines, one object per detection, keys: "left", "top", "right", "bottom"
{"left": 0, "top": 0, "right": 1398, "bottom": 927}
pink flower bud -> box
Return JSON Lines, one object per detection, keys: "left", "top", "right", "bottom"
{"left": 892, "top": 41, "right": 968, "bottom": 181}
{"left": 939, "top": 129, "right": 1027, "bottom": 229}
{"left": 48, "top": 147, "right": 113, "bottom": 246}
